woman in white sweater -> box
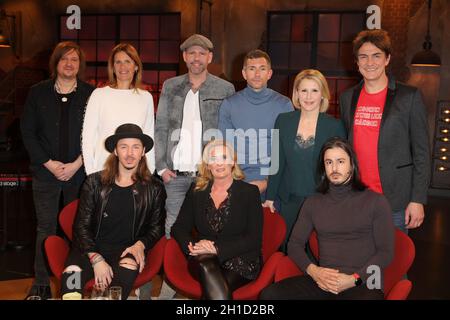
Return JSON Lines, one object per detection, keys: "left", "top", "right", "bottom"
{"left": 82, "top": 43, "right": 155, "bottom": 175}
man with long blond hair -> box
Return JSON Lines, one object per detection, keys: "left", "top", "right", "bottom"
{"left": 60, "top": 124, "right": 166, "bottom": 300}
{"left": 21, "top": 41, "right": 94, "bottom": 299}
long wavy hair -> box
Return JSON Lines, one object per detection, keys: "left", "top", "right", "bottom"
{"left": 195, "top": 140, "right": 245, "bottom": 191}
{"left": 101, "top": 152, "right": 151, "bottom": 186}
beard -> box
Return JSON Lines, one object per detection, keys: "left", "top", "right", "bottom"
{"left": 329, "top": 171, "right": 352, "bottom": 186}
{"left": 119, "top": 157, "right": 139, "bottom": 170}
{"left": 187, "top": 62, "right": 206, "bottom": 75}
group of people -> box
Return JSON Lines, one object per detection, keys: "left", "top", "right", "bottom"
{"left": 20, "top": 28, "right": 430, "bottom": 300}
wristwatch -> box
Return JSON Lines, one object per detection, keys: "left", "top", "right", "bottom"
{"left": 352, "top": 273, "right": 362, "bottom": 286}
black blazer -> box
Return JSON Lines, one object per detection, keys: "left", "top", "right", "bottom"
{"left": 20, "top": 78, "right": 94, "bottom": 184}
{"left": 339, "top": 76, "right": 430, "bottom": 211}
{"left": 171, "top": 179, "right": 263, "bottom": 264}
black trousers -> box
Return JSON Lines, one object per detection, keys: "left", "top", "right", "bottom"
{"left": 61, "top": 245, "right": 140, "bottom": 300}
{"left": 260, "top": 275, "right": 384, "bottom": 300}
{"left": 188, "top": 254, "right": 251, "bottom": 300}
{"left": 32, "top": 177, "right": 81, "bottom": 286}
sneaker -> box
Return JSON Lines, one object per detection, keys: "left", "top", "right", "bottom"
{"left": 25, "top": 285, "right": 52, "bottom": 300}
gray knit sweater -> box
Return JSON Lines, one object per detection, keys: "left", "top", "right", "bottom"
{"left": 288, "top": 183, "right": 395, "bottom": 283}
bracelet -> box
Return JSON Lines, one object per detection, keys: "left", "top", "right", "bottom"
{"left": 89, "top": 253, "right": 99, "bottom": 262}
{"left": 91, "top": 255, "right": 105, "bottom": 266}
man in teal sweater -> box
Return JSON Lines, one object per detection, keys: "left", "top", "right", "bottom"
{"left": 218, "top": 49, "right": 293, "bottom": 199}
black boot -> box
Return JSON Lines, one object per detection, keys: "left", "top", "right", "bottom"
{"left": 25, "top": 285, "right": 52, "bottom": 300}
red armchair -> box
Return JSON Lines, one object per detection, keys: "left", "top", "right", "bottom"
{"left": 58, "top": 199, "right": 79, "bottom": 241}
{"left": 163, "top": 207, "right": 286, "bottom": 299}
{"left": 274, "top": 228, "right": 415, "bottom": 300}
{"left": 44, "top": 199, "right": 167, "bottom": 294}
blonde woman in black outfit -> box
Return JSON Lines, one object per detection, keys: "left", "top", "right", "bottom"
{"left": 260, "top": 137, "right": 394, "bottom": 300}
{"left": 171, "top": 140, "right": 263, "bottom": 300}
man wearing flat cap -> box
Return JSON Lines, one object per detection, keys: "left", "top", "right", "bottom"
{"left": 60, "top": 123, "right": 166, "bottom": 300}
{"left": 155, "top": 33, "right": 235, "bottom": 299}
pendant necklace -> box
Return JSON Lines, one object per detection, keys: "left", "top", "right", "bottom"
{"left": 55, "top": 80, "right": 77, "bottom": 102}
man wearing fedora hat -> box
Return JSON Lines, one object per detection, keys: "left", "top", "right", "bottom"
{"left": 60, "top": 123, "right": 166, "bottom": 300}
{"left": 155, "top": 33, "right": 235, "bottom": 299}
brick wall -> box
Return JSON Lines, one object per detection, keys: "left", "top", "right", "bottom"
{"left": 382, "top": 0, "right": 425, "bottom": 82}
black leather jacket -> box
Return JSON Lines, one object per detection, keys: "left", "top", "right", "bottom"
{"left": 73, "top": 172, "right": 166, "bottom": 254}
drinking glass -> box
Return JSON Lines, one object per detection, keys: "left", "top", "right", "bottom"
{"left": 90, "top": 285, "right": 109, "bottom": 300}
{"left": 108, "top": 286, "right": 122, "bottom": 300}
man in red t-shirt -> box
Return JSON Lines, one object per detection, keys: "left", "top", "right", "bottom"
{"left": 339, "top": 29, "right": 430, "bottom": 233}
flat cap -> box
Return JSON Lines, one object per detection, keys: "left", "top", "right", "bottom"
{"left": 180, "top": 34, "right": 214, "bottom": 51}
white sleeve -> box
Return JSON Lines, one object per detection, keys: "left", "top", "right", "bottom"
{"left": 82, "top": 89, "right": 101, "bottom": 175}
{"left": 143, "top": 92, "right": 156, "bottom": 174}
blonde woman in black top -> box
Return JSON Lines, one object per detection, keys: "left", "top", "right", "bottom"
{"left": 172, "top": 140, "right": 263, "bottom": 300}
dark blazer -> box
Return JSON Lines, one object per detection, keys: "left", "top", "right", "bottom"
{"left": 339, "top": 76, "right": 430, "bottom": 211}
{"left": 20, "top": 78, "right": 94, "bottom": 185}
{"left": 171, "top": 179, "right": 263, "bottom": 264}
{"left": 73, "top": 172, "right": 166, "bottom": 255}
{"left": 266, "top": 110, "right": 346, "bottom": 203}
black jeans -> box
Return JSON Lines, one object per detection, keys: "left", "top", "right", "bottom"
{"left": 32, "top": 177, "right": 81, "bottom": 286}
{"left": 260, "top": 275, "right": 384, "bottom": 300}
{"left": 61, "top": 246, "right": 140, "bottom": 300}
{"left": 188, "top": 254, "right": 251, "bottom": 300}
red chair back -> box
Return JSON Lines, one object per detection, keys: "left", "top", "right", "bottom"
{"left": 274, "top": 255, "right": 304, "bottom": 282}
{"left": 384, "top": 229, "right": 415, "bottom": 295}
{"left": 44, "top": 236, "right": 70, "bottom": 280}
{"left": 164, "top": 239, "right": 202, "bottom": 298}
{"left": 262, "top": 207, "right": 286, "bottom": 262}
{"left": 59, "top": 199, "right": 79, "bottom": 240}
{"left": 308, "top": 230, "right": 319, "bottom": 259}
